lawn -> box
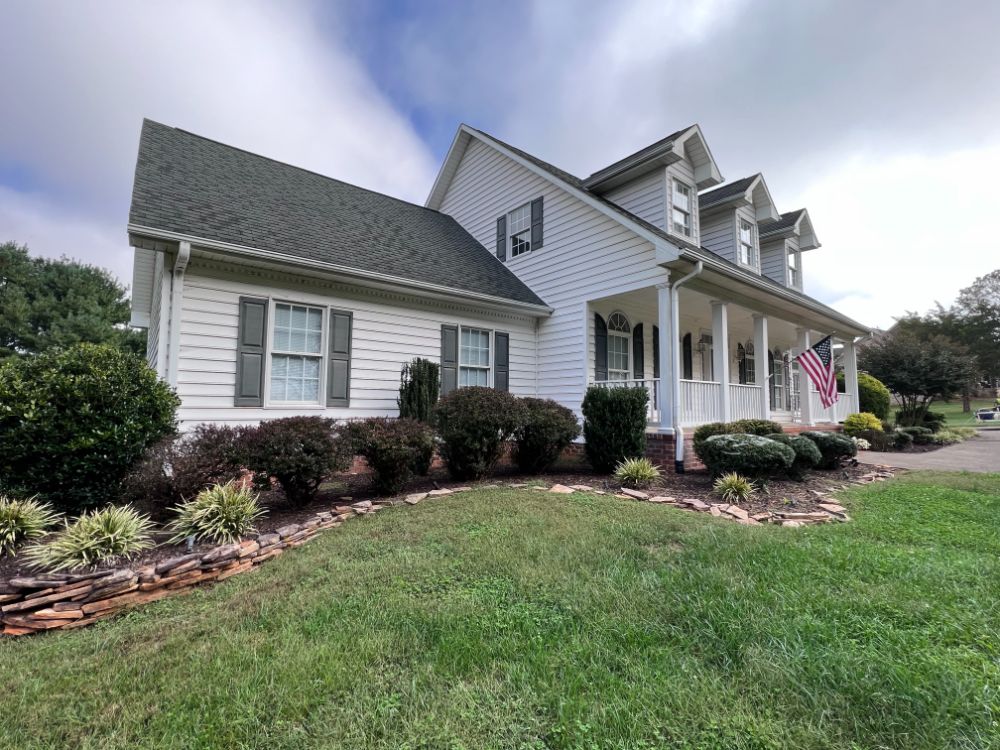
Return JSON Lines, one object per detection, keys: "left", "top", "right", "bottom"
{"left": 1, "top": 473, "right": 998, "bottom": 749}
{"left": 896, "top": 399, "right": 998, "bottom": 428}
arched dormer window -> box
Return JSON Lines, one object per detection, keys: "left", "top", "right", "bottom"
{"left": 607, "top": 312, "right": 631, "bottom": 381}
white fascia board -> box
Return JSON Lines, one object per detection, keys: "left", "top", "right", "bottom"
{"left": 126, "top": 224, "right": 554, "bottom": 317}
{"left": 750, "top": 175, "right": 781, "bottom": 221}
{"left": 425, "top": 125, "right": 469, "bottom": 210}
{"left": 462, "top": 127, "right": 679, "bottom": 260}
{"left": 674, "top": 125, "right": 723, "bottom": 188}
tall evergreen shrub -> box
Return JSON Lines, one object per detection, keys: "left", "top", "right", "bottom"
{"left": 398, "top": 358, "right": 440, "bottom": 423}
{"left": 581, "top": 386, "right": 649, "bottom": 473}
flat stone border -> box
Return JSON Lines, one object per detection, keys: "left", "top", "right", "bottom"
{"left": 1, "top": 470, "right": 895, "bottom": 637}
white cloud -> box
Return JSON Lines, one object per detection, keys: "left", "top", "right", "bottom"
{"left": 0, "top": 0, "right": 437, "bottom": 280}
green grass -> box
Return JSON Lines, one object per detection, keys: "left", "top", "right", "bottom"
{"left": 896, "top": 399, "right": 998, "bottom": 428}
{"left": 1, "top": 473, "right": 999, "bottom": 749}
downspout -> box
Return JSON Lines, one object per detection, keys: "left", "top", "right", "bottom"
{"left": 166, "top": 241, "right": 191, "bottom": 387}
{"left": 670, "top": 261, "right": 703, "bottom": 473}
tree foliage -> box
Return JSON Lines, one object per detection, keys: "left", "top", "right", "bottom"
{"left": 0, "top": 241, "right": 144, "bottom": 359}
{"left": 859, "top": 325, "right": 977, "bottom": 424}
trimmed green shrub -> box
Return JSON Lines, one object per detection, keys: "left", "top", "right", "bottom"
{"left": 347, "top": 417, "right": 436, "bottom": 494}
{"left": 896, "top": 407, "right": 947, "bottom": 433}
{"left": 932, "top": 427, "right": 975, "bottom": 445}
{"left": 766, "top": 433, "right": 822, "bottom": 478}
{"left": 513, "top": 398, "right": 580, "bottom": 473}
{"left": 581, "top": 387, "right": 649, "bottom": 473}
{"left": 168, "top": 481, "right": 265, "bottom": 544}
{"left": 432, "top": 387, "right": 526, "bottom": 480}
{"left": 892, "top": 430, "right": 914, "bottom": 449}
{"left": 713, "top": 473, "right": 757, "bottom": 503}
{"left": 843, "top": 412, "right": 884, "bottom": 437}
{"left": 839, "top": 372, "right": 892, "bottom": 420}
{"left": 800, "top": 431, "right": 857, "bottom": 469}
{"left": 237, "top": 417, "right": 352, "bottom": 506}
{"left": 0, "top": 344, "right": 179, "bottom": 512}
{"left": 121, "top": 425, "right": 245, "bottom": 516}
{"left": 25, "top": 505, "right": 154, "bottom": 572}
{"left": 854, "top": 428, "right": 895, "bottom": 451}
{"left": 693, "top": 419, "right": 784, "bottom": 462}
{"left": 614, "top": 457, "right": 661, "bottom": 488}
{"left": 0, "top": 495, "right": 60, "bottom": 556}
{"left": 398, "top": 358, "right": 440, "bottom": 423}
{"left": 699, "top": 434, "right": 795, "bottom": 477}
{"left": 898, "top": 425, "right": 934, "bottom": 445}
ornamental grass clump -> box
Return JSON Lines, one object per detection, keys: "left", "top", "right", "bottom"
{"left": 168, "top": 482, "right": 265, "bottom": 545}
{"left": 614, "top": 457, "right": 661, "bottom": 488}
{"left": 25, "top": 505, "right": 155, "bottom": 572}
{"left": 0, "top": 495, "right": 60, "bottom": 556}
{"left": 712, "top": 473, "right": 757, "bottom": 503}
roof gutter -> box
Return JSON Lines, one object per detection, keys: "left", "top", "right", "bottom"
{"left": 127, "top": 224, "right": 554, "bottom": 317}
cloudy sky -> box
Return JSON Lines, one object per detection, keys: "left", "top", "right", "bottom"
{"left": 2, "top": 0, "right": 998, "bottom": 328}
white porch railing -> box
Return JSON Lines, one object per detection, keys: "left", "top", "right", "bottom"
{"left": 679, "top": 379, "right": 721, "bottom": 426}
{"left": 591, "top": 378, "right": 660, "bottom": 422}
{"left": 809, "top": 391, "right": 855, "bottom": 423}
{"left": 729, "top": 383, "right": 763, "bottom": 421}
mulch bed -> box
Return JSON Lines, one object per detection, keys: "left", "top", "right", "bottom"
{"left": 0, "top": 459, "right": 897, "bottom": 581}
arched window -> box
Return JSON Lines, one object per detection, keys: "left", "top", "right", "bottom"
{"left": 607, "top": 312, "right": 631, "bottom": 381}
{"left": 745, "top": 341, "right": 756, "bottom": 385}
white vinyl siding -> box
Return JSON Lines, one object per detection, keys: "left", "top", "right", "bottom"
{"left": 170, "top": 260, "right": 536, "bottom": 428}
{"left": 604, "top": 169, "right": 666, "bottom": 229}
{"left": 759, "top": 239, "right": 787, "bottom": 285}
{"left": 700, "top": 212, "right": 735, "bottom": 262}
{"left": 438, "top": 137, "right": 666, "bottom": 419}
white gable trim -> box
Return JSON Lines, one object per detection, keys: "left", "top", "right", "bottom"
{"left": 672, "top": 125, "right": 724, "bottom": 189}
{"left": 427, "top": 125, "right": 681, "bottom": 263}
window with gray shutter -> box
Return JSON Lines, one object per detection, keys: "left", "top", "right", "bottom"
{"left": 327, "top": 309, "right": 352, "bottom": 407}
{"left": 495, "top": 216, "right": 507, "bottom": 261}
{"left": 440, "top": 324, "right": 458, "bottom": 395}
{"left": 530, "top": 196, "right": 544, "bottom": 249}
{"left": 594, "top": 313, "right": 608, "bottom": 381}
{"left": 494, "top": 332, "right": 509, "bottom": 392}
{"left": 235, "top": 297, "right": 268, "bottom": 406}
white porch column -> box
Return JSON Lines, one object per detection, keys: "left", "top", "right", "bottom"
{"left": 796, "top": 327, "right": 814, "bottom": 426}
{"left": 844, "top": 338, "right": 860, "bottom": 413}
{"left": 753, "top": 313, "right": 770, "bottom": 421}
{"left": 711, "top": 300, "right": 731, "bottom": 421}
{"left": 656, "top": 280, "right": 674, "bottom": 431}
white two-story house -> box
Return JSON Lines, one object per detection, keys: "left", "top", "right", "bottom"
{"left": 128, "top": 120, "right": 868, "bottom": 470}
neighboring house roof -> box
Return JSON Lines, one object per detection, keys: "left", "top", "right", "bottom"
{"left": 128, "top": 119, "right": 547, "bottom": 308}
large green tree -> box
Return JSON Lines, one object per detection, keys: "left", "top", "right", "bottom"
{"left": 0, "top": 241, "right": 144, "bottom": 359}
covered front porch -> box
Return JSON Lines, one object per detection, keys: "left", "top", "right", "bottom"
{"left": 586, "top": 278, "right": 861, "bottom": 430}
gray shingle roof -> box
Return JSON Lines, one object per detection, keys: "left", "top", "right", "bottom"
{"left": 698, "top": 174, "right": 758, "bottom": 210}
{"left": 582, "top": 126, "right": 691, "bottom": 185}
{"left": 129, "top": 120, "right": 546, "bottom": 307}
{"left": 758, "top": 209, "right": 805, "bottom": 237}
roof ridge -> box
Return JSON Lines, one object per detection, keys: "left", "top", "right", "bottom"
{"left": 142, "top": 118, "right": 447, "bottom": 217}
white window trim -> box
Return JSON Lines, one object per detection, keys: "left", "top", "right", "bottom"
{"left": 670, "top": 178, "right": 694, "bottom": 238}
{"left": 737, "top": 217, "right": 757, "bottom": 269}
{"left": 507, "top": 203, "right": 532, "bottom": 259}
{"left": 458, "top": 325, "right": 494, "bottom": 388}
{"left": 606, "top": 311, "right": 632, "bottom": 381}
{"left": 787, "top": 249, "right": 800, "bottom": 288}
{"left": 263, "top": 299, "right": 328, "bottom": 409}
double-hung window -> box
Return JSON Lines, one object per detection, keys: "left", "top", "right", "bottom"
{"left": 270, "top": 303, "right": 324, "bottom": 402}
{"left": 508, "top": 203, "right": 531, "bottom": 257}
{"left": 672, "top": 180, "right": 692, "bottom": 236}
{"left": 739, "top": 219, "right": 755, "bottom": 266}
{"left": 459, "top": 328, "right": 491, "bottom": 386}
{"left": 787, "top": 251, "right": 800, "bottom": 287}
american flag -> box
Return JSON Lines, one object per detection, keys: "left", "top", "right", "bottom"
{"left": 795, "top": 335, "right": 839, "bottom": 409}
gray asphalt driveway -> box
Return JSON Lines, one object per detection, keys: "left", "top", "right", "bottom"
{"left": 861, "top": 429, "right": 1000, "bottom": 473}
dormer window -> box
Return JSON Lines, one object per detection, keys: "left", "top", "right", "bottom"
{"left": 788, "top": 251, "right": 800, "bottom": 287}
{"left": 672, "top": 180, "right": 692, "bottom": 236}
{"left": 508, "top": 203, "right": 532, "bottom": 257}
{"left": 739, "top": 219, "right": 755, "bottom": 267}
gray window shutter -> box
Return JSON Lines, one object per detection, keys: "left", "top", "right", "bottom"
{"left": 496, "top": 216, "right": 507, "bottom": 261}
{"left": 530, "top": 196, "right": 544, "bottom": 249}
{"left": 327, "top": 309, "right": 352, "bottom": 407}
{"left": 682, "top": 333, "right": 693, "bottom": 380}
{"left": 494, "top": 332, "right": 510, "bottom": 392}
{"left": 632, "top": 323, "right": 644, "bottom": 380}
{"left": 441, "top": 324, "right": 458, "bottom": 395}
{"left": 653, "top": 325, "right": 660, "bottom": 379}
{"left": 594, "top": 313, "right": 607, "bottom": 381}
{"left": 235, "top": 297, "right": 268, "bottom": 407}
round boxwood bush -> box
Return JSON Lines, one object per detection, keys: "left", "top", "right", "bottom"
{"left": 432, "top": 387, "right": 526, "bottom": 480}
{"left": 898, "top": 425, "right": 934, "bottom": 445}
{"left": 513, "top": 398, "right": 580, "bottom": 473}
{"left": 581, "top": 386, "right": 649, "bottom": 473}
{"left": 843, "top": 412, "right": 884, "bottom": 437}
{"left": 766, "top": 433, "right": 822, "bottom": 478}
{"left": 693, "top": 419, "right": 784, "bottom": 462}
{"left": 0, "top": 344, "right": 179, "bottom": 512}
{"left": 800, "top": 431, "right": 857, "bottom": 469}
{"left": 839, "top": 372, "right": 892, "bottom": 420}
{"left": 892, "top": 430, "right": 914, "bottom": 449}
{"left": 347, "top": 417, "right": 436, "bottom": 494}
{"left": 699, "top": 434, "right": 795, "bottom": 477}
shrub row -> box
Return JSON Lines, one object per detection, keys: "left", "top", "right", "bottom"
{"left": 696, "top": 422, "right": 856, "bottom": 478}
